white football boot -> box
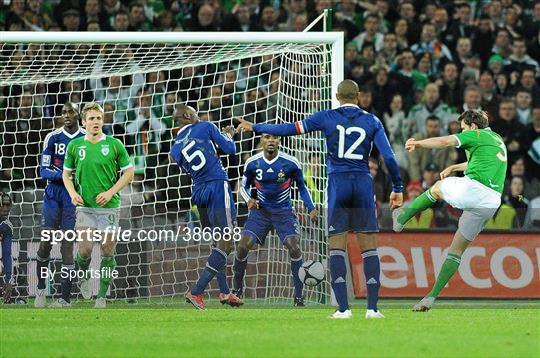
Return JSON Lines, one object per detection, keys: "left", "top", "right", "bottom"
{"left": 365, "top": 309, "right": 385, "bottom": 319}
{"left": 48, "top": 298, "right": 72, "bottom": 308}
{"left": 34, "top": 289, "right": 46, "bottom": 308}
{"left": 413, "top": 297, "right": 435, "bottom": 312}
{"left": 94, "top": 297, "right": 106, "bottom": 308}
{"left": 392, "top": 208, "right": 405, "bottom": 232}
{"left": 329, "top": 309, "right": 353, "bottom": 319}
{"left": 79, "top": 275, "right": 92, "bottom": 300}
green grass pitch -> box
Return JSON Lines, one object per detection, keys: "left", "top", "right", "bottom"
{"left": 2, "top": 300, "right": 538, "bottom": 357}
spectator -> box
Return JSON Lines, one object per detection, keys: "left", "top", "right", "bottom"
{"left": 128, "top": 2, "right": 150, "bottom": 31}
{"left": 411, "top": 22, "right": 453, "bottom": 71}
{"left": 478, "top": 72, "right": 500, "bottom": 119}
{"left": 472, "top": 15, "right": 495, "bottom": 67}
{"left": 519, "top": 69, "right": 539, "bottom": 104}
{"left": 454, "top": 37, "right": 473, "bottom": 72}
{"left": 393, "top": 18, "right": 409, "bottom": 50}
{"left": 433, "top": 7, "right": 453, "bottom": 48}
{"left": 103, "top": 0, "right": 126, "bottom": 25}
{"left": 495, "top": 72, "right": 511, "bottom": 97}
{"left": 368, "top": 157, "right": 392, "bottom": 208}
{"left": 357, "top": 86, "right": 373, "bottom": 113}
{"left": 492, "top": 98, "right": 527, "bottom": 164}
{"left": 383, "top": 93, "right": 407, "bottom": 169}
{"left": 504, "top": 38, "right": 540, "bottom": 75}
{"left": 352, "top": 13, "right": 384, "bottom": 53}
{"left": 406, "top": 83, "right": 456, "bottom": 137}
{"left": 407, "top": 115, "right": 457, "bottom": 181}
{"left": 260, "top": 5, "right": 278, "bottom": 32}
{"left": 437, "top": 62, "right": 461, "bottom": 110}
{"left": 450, "top": 3, "right": 473, "bottom": 40}
{"left": 503, "top": 176, "right": 529, "bottom": 228}
{"left": 515, "top": 88, "right": 533, "bottom": 125}
{"left": 398, "top": 1, "right": 420, "bottom": 44}
{"left": 487, "top": 53, "right": 505, "bottom": 76}
{"left": 24, "top": 0, "right": 54, "bottom": 31}
{"left": 421, "top": 163, "right": 439, "bottom": 190}
{"left": 222, "top": 4, "right": 259, "bottom": 31}
{"left": 113, "top": 11, "right": 129, "bottom": 31}
{"left": 61, "top": 8, "right": 81, "bottom": 31}
{"left": 377, "top": 33, "right": 399, "bottom": 67}
{"left": 462, "top": 85, "right": 482, "bottom": 112}
{"left": 491, "top": 28, "right": 512, "bottom": 58}
{"left": 524, "top": 105, "right": 540, "bottom": 182}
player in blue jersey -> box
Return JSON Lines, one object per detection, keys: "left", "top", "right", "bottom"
{"left": 0, "top": 193, "right": 14, "bottom": 304}
{"left": 237, "top": 80, "right": 404, "bottom": 319}
{"left": 170, "top": 105, "right": 243, "bottom": 310}
{"left": 232, "top": 134, "right": 318, "bottom": 306}
{"left": 35, "top": 102, "right": 86, "bottom": 308}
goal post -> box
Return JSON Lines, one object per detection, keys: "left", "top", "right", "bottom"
{"left": 0, "top": 31, "right": 343, "bottom": 304}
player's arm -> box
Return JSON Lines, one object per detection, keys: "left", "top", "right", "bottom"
{"left": 62, "top": 142, "right": 84, "bottom": 206}
{"left": 236, "top": 111, "right": 325, "bottom": 136}
{"left": 440, "top": 162, "right": 468, "bottom": 179}
{"left": 240, "top": 163, "right": 258, "bottom": 209}
{"left": 96, "top": 141, "right": 134, "bottom": 206}
{"left": 373, "top": 120, "right": 404, "bottom": 208}
{"left": 39, "top": 134, "right": 62, "bottom": 181}
{"left": 210, "top": 123, "right": 236, "bottom": 155}
{"left": 405, "top": 135, "right": 457, "bottom": 151}
{"left": 293, "top": 166, "right": 317, "bottom": 220}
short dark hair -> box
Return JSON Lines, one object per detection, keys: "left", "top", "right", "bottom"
{"left": 426, "top": 115, "right": 440, "bottom": 122}
{"left": 458, "top": 110, "right": 489, "bottom": 129}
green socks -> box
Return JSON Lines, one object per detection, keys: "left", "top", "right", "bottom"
{"left": 98, "top": 256, "right": 116, "bottom": 299}
{"left": 428, "top": 253, "right": 461, "bottom": 298}
{"left": 398, "top": 189, "right": 437, "bottom": 225}
{"left": 75, "top": 253, "right": 91, "bottom": 279}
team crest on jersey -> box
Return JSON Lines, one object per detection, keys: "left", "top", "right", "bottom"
{"left": 101, "top": 144, "right": 110, "bottom": 156}
{"left": 277, "top": 169, "right": 286, "bottom": 183}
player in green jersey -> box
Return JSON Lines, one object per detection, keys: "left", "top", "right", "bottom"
{"left": 392, "top": 110, "right": 507, "bottom": 311}
{"left": 63, "top": 102, "right": 134, "bottom": 308}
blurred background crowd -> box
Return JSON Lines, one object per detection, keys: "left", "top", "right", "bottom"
{"left": 1, "top": 0, "right": 540, "bottom": 230}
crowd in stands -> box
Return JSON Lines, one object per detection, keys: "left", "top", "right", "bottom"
{"left": 1, "top": 0, "right": 540, "bottom": 229}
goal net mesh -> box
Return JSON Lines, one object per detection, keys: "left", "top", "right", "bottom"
{"left": 0, "top": 40, "right": 333, "bottom": 304}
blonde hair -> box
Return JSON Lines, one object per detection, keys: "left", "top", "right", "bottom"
{"left": 81, "top": 102, "right": 104, "bottom": 120}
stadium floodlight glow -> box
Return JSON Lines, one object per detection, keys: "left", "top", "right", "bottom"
{"left": 0, "top": 31, "right": 343, "bottom": 304}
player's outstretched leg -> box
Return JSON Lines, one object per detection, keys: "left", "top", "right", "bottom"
{"left": 393, "top": 184, "right": 440, "bottom": 232}
{"left": 35, "top": 241, "right": 52, "bottom": 308}
{"left": 284, "top": 236, "right": 304, "bottom": 307}
{"left": 187, "top": 244, "right": 230, "bottom": 310}
{"left": 232, "top": 236, "right": 255, "bottom": 298}
{"left": 217, "top": 267, "right": 244, "bottom": 307}
{"left": 414, "top": 232, "right": 471, "bottom": 312}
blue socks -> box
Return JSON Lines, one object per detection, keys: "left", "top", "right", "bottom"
{"left": 192, "top": 248, "right": 227, "bottom": 295}
{"left": 36, "top": 256, "right": 48, "bottom": 290}
{"left": 216, "top": 267, "right": 230, "bottom": 294}
{"left": 233, "top": 256, "right": 248, "bottom": 291}
{"left": 329, "top": 249, "right": 349, "bottom": 312}
{"left": 362, "top": 249, "right": 381, "bottom": 311}
{"left": 291, "top": 257, "right": 304, "bottom": 298}
{"left": 61, "top": 264, "right": 75, "bottom": 303}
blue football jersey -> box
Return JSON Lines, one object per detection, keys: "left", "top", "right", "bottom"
{"left": 170, "top": 121, "right": 236, "bottom": 185}
{"left": 240, "top": 151, "right": 315, "bottom": 211}
{"left": 253, "top": 104, "right": 403, "bottom": 192}
{"left": 40, "top": 127, "right": 86, "bottom": 185}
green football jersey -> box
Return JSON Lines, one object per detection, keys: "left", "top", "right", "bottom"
{"left": 64, "top": 135, "right": 132, "bottom": 208}
{"left": 452, "top": 128, "right": 507, "bottom": 193}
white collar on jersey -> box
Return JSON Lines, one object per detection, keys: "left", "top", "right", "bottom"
{"left": 263, "top": 151, "right": 280, "bottom": 165}
{"left": 62, "top": 128, "right": 83, "bottom": 138}
{"left": 339, "top": 103, "right": 360, "bottom": 109}
{"left": 85, "top": 133, "right": 106, "bottom": 142}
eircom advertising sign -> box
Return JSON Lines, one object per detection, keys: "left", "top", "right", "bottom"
{"left": 348, "top": 233, "right": 540, "bottom": 298}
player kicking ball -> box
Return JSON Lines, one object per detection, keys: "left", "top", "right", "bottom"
{"left": 170, "top": 105, "right": 243, "bottom": 310}
{"left": 237, "top": 80, "right": 403, "bottom": 319}
{"left": 392, "top": 110, "right": 506, "bottom": 311}
{"left": 35, "top": 102, "right": 85, "bottom": 308}
{"left": 63, "top": 102, "right": 134, "bottom": 308}
{"left": 233, "top": 134, "right": 318, "bottom": 306}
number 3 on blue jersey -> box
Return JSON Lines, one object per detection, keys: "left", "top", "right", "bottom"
{"left": 181, "top": 140, "right": 206, "bottom": 171}
{"left": 336, "top": 125, "right": 367, "bottom": 160}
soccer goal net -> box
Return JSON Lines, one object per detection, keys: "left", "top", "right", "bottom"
{"left": 0, "top": 32, "right": 343, "bottom": 305}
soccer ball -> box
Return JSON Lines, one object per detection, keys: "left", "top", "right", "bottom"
{"left": 298, "top": 260, "right": 325, "bottom": 287}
